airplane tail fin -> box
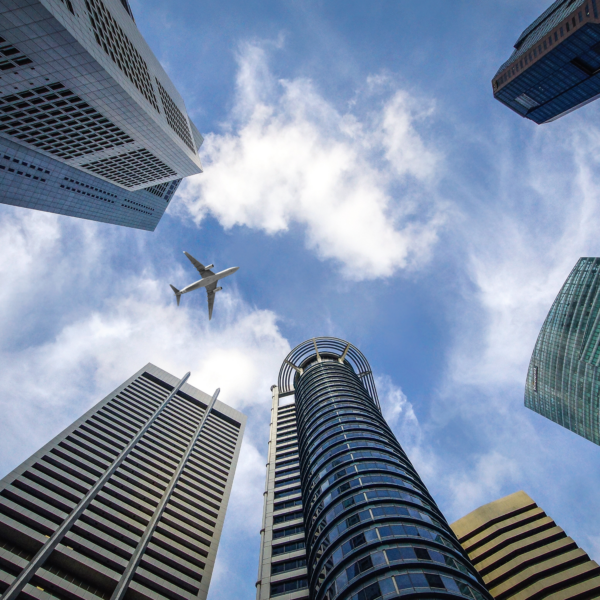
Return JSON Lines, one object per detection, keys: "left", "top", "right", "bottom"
{"left": 170, "top": 284, "right": 182, "bottom": 306}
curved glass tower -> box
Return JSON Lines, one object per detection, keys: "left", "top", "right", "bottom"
{"left": 526, "top": 257, "right": 600, "bottom": 445}
{"left": 256, "top": 338, "right": 491, "bottom": 600}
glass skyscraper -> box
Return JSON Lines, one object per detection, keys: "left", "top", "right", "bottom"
{"left": 0, "top": 0, "right": 203, "bottom": 229}
{"left": 0, "top": 363, "right": 246, "bottom": 600}
{"left": 257, "top": 337, "right": 491, "bottom": 600}
{"left": 526, "top": 257, "right": 600, "bottom": 445}
{"left": 493, "top": 0, "right": 600, "bottom": 124}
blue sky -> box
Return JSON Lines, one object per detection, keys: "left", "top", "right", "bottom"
{"left": 2, "top": 1, "right": 600, "bottom": 598}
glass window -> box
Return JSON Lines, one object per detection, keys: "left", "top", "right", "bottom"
{"left": 347, "top": 555, "right": 373, "bottom": 580}
{"left": 410, "top": 572, "right": 428, "bottom": 588}
{"left": 346, "top": 513, "right": 360, "bottom": 527}
{"left": 357, "top": 582, "right": 382, "bottom": 600}
{"left": 414, "top": 547, "right": 430, "bottom": 560}
{"left": 386, "top": 546, "right": 414, "bottom": 561}
{"left": 379, "top": 578, "right": 395, "bottom": 595}
{"left": 442, "top": 576, "right": 460, "bottom": 593}
{"left": 425, "top": 573, "right": 445, "bottom": 589}
{"left": 395, "top": 574, "right": 412, "bottom": 590}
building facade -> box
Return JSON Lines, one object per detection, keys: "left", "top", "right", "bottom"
{"left": 257, "top": 337, "right": 491, "bottom": 600}
{"left": 525, "top": 257, "right": 600, "bottom": 445}
{"left": 0, "top": 0, "right": 204, "bottom": 229}
{"left": 0, "top": 363, "right": 246, "bottom": 600}
{"left": 493, "top": 0, "right": 600, "bottom": 124}
{"left": 451, "top": 491, "right": 600, "bottom": 599}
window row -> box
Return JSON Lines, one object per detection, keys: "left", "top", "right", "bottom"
{"left": 317, "top": 543, "right": 476, "bottom": 594}
{"left": 324, "top": 570, "right": 486, "bottom": 600}
{"left": 312, "top": 522, "right": 458, "bottom": 574}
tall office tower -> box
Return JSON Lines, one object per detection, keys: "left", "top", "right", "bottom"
{"left": 256, "top": 337, "right": 492, "bottom": 600}
{"left": 492, "top": 0, "right": 600, "bottom": 124}
{"left": 451, "top": 491, "right": 600, "bottom": 599}
{"left": 0, "top": 0, "right": 204, "bottom": 230}
{"left": 0, "top": 363, "right": 246, "bottom": 600}
{"left": 525, "top": 257, "right": 600, "bottom": 445}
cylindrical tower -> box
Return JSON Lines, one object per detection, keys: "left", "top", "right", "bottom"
{"left": 278, "top": 338, "right": 491, "bottom": 600}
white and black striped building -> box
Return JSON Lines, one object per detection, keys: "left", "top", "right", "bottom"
{"left": 0, "top": 363, "right": 246, "bottom": 600}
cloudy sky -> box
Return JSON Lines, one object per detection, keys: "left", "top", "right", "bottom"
{"left": 2, "top": 0, "right": 600, "bottom": 598}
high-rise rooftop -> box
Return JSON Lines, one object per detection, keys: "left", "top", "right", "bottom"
{"left": 493, "top": 0, "right": 600, "bottom": 124}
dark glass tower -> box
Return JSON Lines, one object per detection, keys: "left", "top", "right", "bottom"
{"left": 493, "top": 0, "right": 600, "bottom": 124}
{"left": 526, "top": 257, "right": 600, "bottom": 445}
{"left": 256, "top": 338, "right": 491, "bottom": 600}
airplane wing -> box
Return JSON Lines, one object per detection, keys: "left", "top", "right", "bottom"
{"left": 206, "top": 282, "right": 217, "bottom": 320}
{"left": 184, "top": 251, "right": 215, "bottom": 278}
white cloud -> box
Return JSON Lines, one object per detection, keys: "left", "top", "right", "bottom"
{"left": 375, "top": 375, "right": 438, "bottom": 486}
{"left": 449, "top": 121, "right": 600, "bottom": 391}
{"left": 445, "top": 451, "right": 522, "bottom": 518}
{"left": 176, "top": 42, "right": 445, "bottom": 280}
{"left": 0, "top": 207, "right": 284, "bottom": 600}
{"left": 377, "top": 374, "right": 421, "bottom": 449}
{"left": 420, "top": 117, "right": 600, "bottom": 538}
{"left": 0, "top": 207, "right": 287, "bottom": 478}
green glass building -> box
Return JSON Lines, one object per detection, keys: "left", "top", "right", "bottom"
{"left": 526, "top": 257, "right": 600, "bottom": 445}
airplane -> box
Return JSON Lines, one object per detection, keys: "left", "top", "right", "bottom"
{"left": 170, "top": 252, "right": 239, "bottom": 320}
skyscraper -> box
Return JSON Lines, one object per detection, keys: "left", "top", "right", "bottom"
{"left": 256, "top": 337, "right": 491, "bottom": 600}
{"left": 525, "top": 257, "right": 600, "bottom": 445}
{"left": 451, "top": 491, "right": 600, "bottom": 599}
{"left": 493, "top": 0, "right": 600, "bottom": 124}
{"left": 0, "top": 0, "right": 203, "bottom": 230}
{"left": 0, "top": 363, "right": 246, "bottom": 600}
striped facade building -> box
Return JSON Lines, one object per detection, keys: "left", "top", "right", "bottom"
{"left": 0, "top": 363, "right": 246, "bottom": 600}
{"left": 256, "top": 337, "right": 491, "bottom": 600}
{"left": 451, "top": 491, "right": 600, "bottom": 600}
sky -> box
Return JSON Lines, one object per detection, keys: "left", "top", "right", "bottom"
{"left": 2, "top": 1, "right": 600, "bottom": 598}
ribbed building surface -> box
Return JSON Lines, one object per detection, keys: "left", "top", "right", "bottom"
{"left": 257, "top": 337, "right": 491, "bottom": 600}
{"left": 0, "top": 363, "right": 246, "bottom": 600}
{"left": 256, "top": 395, "right": 308, "bottom": 600}
{"left": 525, "top": 257, "right": 600, "bottom": 445}
{"left": 451, "top": 491, "right": 600, "bottom": 600}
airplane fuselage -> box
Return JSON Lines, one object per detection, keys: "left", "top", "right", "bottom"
{"left": 180, "top": 267, "right": 239, "bottom": 294}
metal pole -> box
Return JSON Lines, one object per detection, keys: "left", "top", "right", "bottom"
{"left": 1, "top": 372, "right": 191, "bottom": 600}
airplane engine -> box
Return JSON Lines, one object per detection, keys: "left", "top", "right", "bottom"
{"left": 214, "top": 287, "right": 223, "bottom": 292}
{"left": 204, "top": 264, "right": 214, "bottom": 270}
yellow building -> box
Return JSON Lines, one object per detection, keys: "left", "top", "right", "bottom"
{"left": 451, "top": 491, "right": 600, "bottom": 600}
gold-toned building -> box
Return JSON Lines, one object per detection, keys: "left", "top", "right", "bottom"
{"left": 450, "top": 491, "right": 600, "bottom": 600}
